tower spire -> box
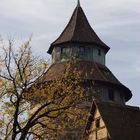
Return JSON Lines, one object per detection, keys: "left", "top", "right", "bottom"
{"left": 77, "top": 0, "right": 80, "bottom": 7}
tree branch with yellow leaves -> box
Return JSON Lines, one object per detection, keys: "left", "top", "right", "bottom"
{"left": 0, "top": 37, "right": 90, "bottom": 140}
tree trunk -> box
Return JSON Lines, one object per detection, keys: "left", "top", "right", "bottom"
{"left": 19, "top": 134, "right": 27, "bottom": 140}
{"left": 12, "top": 134, "right": 17, "bottom": 140}
{"left": 19, "top": 128, "right": 29, "bottom": 140}
{"left": 12, "top": 99, "right": 20, "bottom": 140}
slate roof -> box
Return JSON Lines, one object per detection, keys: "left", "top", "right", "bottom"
{"left": 48, "top": 5, "right": 110, "bottom": 54}
{"left": 85, "top": 101, "right": 140, "bottom": 140}
{"left": 40, "top": 60, "right": 132, "bottom": 101}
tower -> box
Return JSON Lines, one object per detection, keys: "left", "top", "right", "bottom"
{"left": 46, "top": 1, "right": 132, "bottom": 106}
{"left": 43, "top": 1, "right": 136, "bottom": 139}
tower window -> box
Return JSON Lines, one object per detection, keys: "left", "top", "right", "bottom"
{"left": 61, "top": 47, "right": 70, "bottom": 54}
{"left": 98, "top": 49, "right": 101, "bottom": 56}
{"left": 120, "top": 93, "right": 124, "bottom": 104}
{"left": 79, "top": 47, "right": 85, "bottom": 53}
{"left": 108, "top": 89, "right": 114, "bottom": 101}
{"left": 95, "top": 118, "right": 100, "bottom": 128}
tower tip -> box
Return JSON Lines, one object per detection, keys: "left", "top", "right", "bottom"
{"left": 77, "top": 0, "right": 81, "bottom": 7}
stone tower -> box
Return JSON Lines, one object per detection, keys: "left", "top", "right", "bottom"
{"left": 44, "top": 1, "right": 133, "bottom": 139}
{"left": 46, "top": 1, "right": 132, "bottom": 105}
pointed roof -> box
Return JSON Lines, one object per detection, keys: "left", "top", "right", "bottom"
{"left": 48, "top": 4, "right": 110, "bottom": 54}
{"left": 85, "top": 101, "right": 140, "bottom": 140}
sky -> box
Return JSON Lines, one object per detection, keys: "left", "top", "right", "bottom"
{"left": 0, "top": 0, "right": 140, "bottom": 106}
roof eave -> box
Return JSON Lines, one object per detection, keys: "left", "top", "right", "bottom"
{"left": 47, "top": 41, "right": 110, "bottom": 54}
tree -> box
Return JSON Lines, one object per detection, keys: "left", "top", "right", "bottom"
{"left": 0, "top": 37, "right": 89, "bottom": 140}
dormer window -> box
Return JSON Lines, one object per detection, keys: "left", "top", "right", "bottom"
{"left": 98, "top": 49, "right": 101, "bottom": 56}
{"left": 108, "top": 89, "right": 114, "bottom": 101}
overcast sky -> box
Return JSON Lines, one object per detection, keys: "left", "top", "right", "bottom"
{"left": 0, "top": 0, "right": 140, "bottom": 106}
